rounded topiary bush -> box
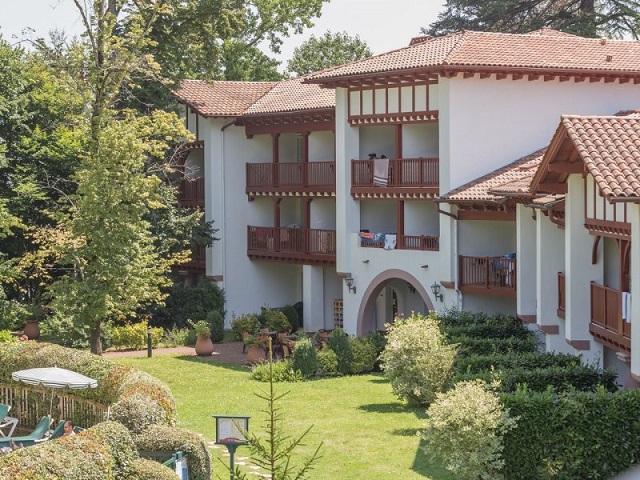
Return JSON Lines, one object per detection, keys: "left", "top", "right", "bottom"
{"left": 423, "top": 380, "right": 516, "bottom": 480}
{"left": 111, "top": 393, "right": 168, "bottom": 434}
{"left": 327, "top": 328, "right": 352, "bottom": 375}
{"left": 116, "top": 370, "right": 176, "bottom": 426}
{"left": 380, "top": 312, "right": 458, "bottom": 405}
{"left": 135, "top": 425, "right": 211, "bottom": 480}
{"left": 317, "top": 348, "right": 338, "bottom": 376}
{"left": 350, "top": 336, "right": 378, "bottom": 374}
{"left": 292, "top": 336, "right": 318, "bottom": 378}
{"left": 0, "top": 421, "right": 137, "bottom": 480}
{"left": 127, "top": 458, "right": 180, "bottom": 480}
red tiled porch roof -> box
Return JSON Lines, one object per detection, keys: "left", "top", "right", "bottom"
{"left": 305, "top": 29, "right": 640, "bottom": 86}
{"left": 243, "top": 76, "right": 335, "bottom": 116}
{"left": 175, "top": 80, "right": 276, "bottom": 118}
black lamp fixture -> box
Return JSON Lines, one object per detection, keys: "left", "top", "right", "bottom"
{"left": 430, "top": 282, "right": 443, "bottom": 302}
{"left": 407, "top": 282, "right": 416, "bottom": 294}
{"left": 345, "top": 275, "right": 356, "bottom": 294}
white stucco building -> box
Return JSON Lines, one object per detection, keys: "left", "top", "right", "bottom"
{"left": 174, "top": 28, "right": 640, "bottom": 381}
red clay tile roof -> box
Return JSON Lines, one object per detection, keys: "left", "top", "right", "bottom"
{"left": 561, "top": 115, "right": 640, "bottom": 200}
{"left": 243, "top": 76, "right": 335, "bottom": 116}
{"left": 306, "top": 30, "right": 640, "bottom": 84}
{"left": 174, "top": 80, "right": 276, "bottom": 118}
{"left": 440, "top": 148, "right": 546, "bottom": 203}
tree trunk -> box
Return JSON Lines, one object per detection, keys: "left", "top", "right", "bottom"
{"left": 90, "top": 323, "right": 103, "bottom": 355}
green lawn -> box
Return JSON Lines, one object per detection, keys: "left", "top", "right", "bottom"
{"left": 115, "top": 355, "right": 454, "bottom": 480}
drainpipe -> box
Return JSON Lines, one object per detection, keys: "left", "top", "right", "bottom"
{"left": 218, "top": 121, "right": 234, "bottom": 291}
{"left": 437, "top": 207, "right": 461, "bottom": 309}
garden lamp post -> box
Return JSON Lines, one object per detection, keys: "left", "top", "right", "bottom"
{"left": 213, "top": 414, "right": 250, "bottom": 480}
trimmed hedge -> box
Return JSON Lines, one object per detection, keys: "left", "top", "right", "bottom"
{"left": 453, "top": 364, "right": 619, "bottom": 393}
{"left": 135, "top": 425, "right": 212, "bottom": 480}
{"left": 127, "top": 458, "right": 179, "bottom": 480}
{"left": 442, "top": 322, "right": 531, "bottom": 340}
{"left": 452, "top": 335, "right": 538, "bottom": 356}
{"left": 437, "top": 309, "right": 518, "bottom": 327}
{"left": 0, "top": 421, "right": 136, "bottom": 480}
{"left": 501, "top": 388, "right": 640, "bottom": 479}
{"left": 454, "top": 352, "right": 582, "bottom": 375}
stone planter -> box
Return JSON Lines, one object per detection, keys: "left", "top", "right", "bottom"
{"left": 23, "top": 321, "right": 40, "bottom": 340}
{"left": 246, "top": 344, "right": 265, "bottom": 364}
{"left": 195, "top": 336, "right": 214, "bottom": 356}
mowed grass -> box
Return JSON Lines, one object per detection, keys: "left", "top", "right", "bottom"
{"left": 114, "top": 355, "right": 454, "bottom": 480}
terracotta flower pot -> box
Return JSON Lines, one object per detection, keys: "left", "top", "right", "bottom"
{"left": 195, "top": 336, "right": 214, "bottom": 356}
{"left": 246, "top": 344, "right": 265, "bottom": 364}
{"left": 23, "top": 321, "right": 40, "bottom": 340}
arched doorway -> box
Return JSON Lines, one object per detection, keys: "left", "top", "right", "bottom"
{"left": 356, "top": 269, "right": 434, "bottom": 336}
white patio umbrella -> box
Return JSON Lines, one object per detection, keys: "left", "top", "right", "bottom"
{"left": 12, "top": 367, "right": 98, "bottom": 419}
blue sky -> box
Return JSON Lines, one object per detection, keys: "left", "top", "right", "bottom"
{"left": 0, "top": 0, "right": 444, "bottom": 66}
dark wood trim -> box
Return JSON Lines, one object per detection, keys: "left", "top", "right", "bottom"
{"left": 395, "top": 124, "right": 403, "bottom": 159}
{"left": 539, "top": 325, "right": 560, "bottom": 335}
{"left": 592, "top": 235, "right": 601, "bottom": 264}
{"left": 459, "top": 285, "right": 517, "bottom": 297}
{"left": 207, "top": 275, "right": 223, "bottom": 282}
{"left": 548, "top": 162, "right": 584, "bottom": 174}
{"left": 349, "top": 110, "right": 439, "bottom": 126}
{"left": 440, "top": 280, "right": 455, "bottom": 289}
{"left": 585, "top": 218, "right": 631, "bottom": 239}
{"left": 517, "top": 314, "right": 536, "bottom": 324}
{"left": 566, "top": 339, "right": 591, "bottom": 350}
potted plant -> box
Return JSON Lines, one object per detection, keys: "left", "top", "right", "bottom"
{"left": 190, "top": 320, "right": 214, "bottom": 356}
{"left": 23, "top": 319, "right": 40, "bottom": 340}
{"left": 244, "top": 333, "right": 269, "bottom": 364}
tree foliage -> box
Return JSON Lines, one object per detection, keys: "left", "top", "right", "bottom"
{"left": 424, "top": 0, "right": 640, "bottom": 39}
{"left": 287, "top": 30, "right": 372, "bottom": 76}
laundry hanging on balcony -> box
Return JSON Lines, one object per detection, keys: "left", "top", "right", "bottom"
{"left": 383, "top": 234, "right": 397, "bottom": 250}
{"left": 373, "top": 156, "right": 389, "bottom": 187}
{"left": 622, "top": 292, "right": 632, "bottom": 322}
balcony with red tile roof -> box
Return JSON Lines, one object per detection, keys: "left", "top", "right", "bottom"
{"left": 246, "top": 162, "right": 335, "bottom": 198}
{"left": 351, "top": 157, "right": 439, "bottom": 199}
{"left": 247, "top": 226, "right": 336, "bottom": 265}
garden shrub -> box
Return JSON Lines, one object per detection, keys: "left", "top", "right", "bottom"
{"left": 317, "top": 348, "right": 339, "bottom": 376}
{"left": 251, "top": 359, "right": 304, "bottom": 382}
{"left": 155, "top": 279, "right": 225, "bottom": 329}
{"left": 452, "top": 335, "right": 538, "bottom": 357}
{"left": 42, "top": 311, "right": 113, "bottom": 349}
{"left": 111, "top": 321, "right": 163, "bottom": 350}
{"left": 280, "top": 304, "right": 301, "bottom": 331}
{"left": 135, "top": 424, "right": 212, "bottom": 480}
{"left": 328, "top": 328, "right": 353, "bottom": 375}
{"left": 260, "top": 308, "right": 291, "bottom": 332}
{"left": 230, "top": 313, "right": 260, "bottom": 341}
{"left": 0, "top": 330, "right": 16, "bottom": 343}
{"left": 379, "top": 312, "right": 458, "bottom": 405}
{"left": 350, "top": 336, "right": 378, "bottom": 374}
{"left": 365, "top": 330, "right": 387, "bottom": 370}
{"left": 292, "top": 336, "right": 318, "bottom": 378}
{"left": 110, "top": 392, "right": 168, "bottom": 434}
{"left": 115, "top": 370, "right": 177, "bottom": 426}
{"left": 454, "top": 352, "right": 582, "bottom": 375}
{"left": 127, "top": 458, "right": 179, "bottom": 480}
{"left": 0, "top": 421, "right": 137, "bottom": 480}
{"left": 501, "top": 387, "right": 640, "bottom": 479}
{"left": 161, "top": 326, "right": 190, "bottom": 347}
{"left": 453, "top": 364, "right": 619, "bottom": 393}
{"left": 442, "top": 322, "right": 531, "bottom": 340}
{"left": 206, "top": 310, "right": 225, "bottom": 343}
{"left": 423, "top": 380, "right": 516, "bottom": 480}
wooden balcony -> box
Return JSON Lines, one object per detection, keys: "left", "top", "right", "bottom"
{"left": 351, "top": 157, "right": 439, "bottom": 199}
{"left": 590, "top": 282, "right": 631, "bottom": 351}
{"left": 458, "top": 255, "right": 517, "bottom": 297}
{"left": 557, "top": 272, "right": 566, "bottom": 318}
{"left": 178, "top": 178, "right": 204, "bottom": 207}
{"left": 247, "top": 226, "right": 336, "bottom": 265}
{"left": 246, "top": 161, "right": 336, "bottom": 197}
{"left": 178, "top": 243, "right": 206, "bottom": 272}
{"left": 360, "top": 233, "right": 439, "bottom": 251}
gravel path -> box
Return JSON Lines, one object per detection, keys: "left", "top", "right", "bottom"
{"left": 102, "top": 341, "right": 248, "bottom": 365}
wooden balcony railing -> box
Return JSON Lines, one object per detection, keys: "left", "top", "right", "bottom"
{"left": 458, "top": 255, "right": 517, "bottom": 297}
{"left": 246, "top": 161, "right": 336, "bottom": 196}
{"left": 179, "top": 243, "right": 206, "bottom": 272}
{"left": 178, "top": 178, "right": 204, "bottom": 207}
{"left": 359, "top": 233, "right": 439, "bottom": 251}
{"left": 590, "top": 282, "right": 631, "bottom": 351}
{"left": 351, "top": 157, "right": 439, "bottom": 197}
{"left": 247, "top": 226, "right": 336, "bottom": 265}
{"left": 557, "top": 272, "right": 566, "bottom": 318}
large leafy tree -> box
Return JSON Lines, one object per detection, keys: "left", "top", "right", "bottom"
{"left": 424, "top": 0, "right": 640, "bottom": 39}
{"left": 286, "top": 30, "right": 372, "bottom": 76}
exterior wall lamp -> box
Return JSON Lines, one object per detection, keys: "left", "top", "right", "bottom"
{"left": 345, "top": 275, "right": 356, "bottom": 294}
{"left": 430, "top": 282, "right": 443, "bottom": 302}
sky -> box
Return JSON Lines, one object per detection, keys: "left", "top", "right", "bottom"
{"left": 0, "top": 0, "right": 445, "bottom": 68}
